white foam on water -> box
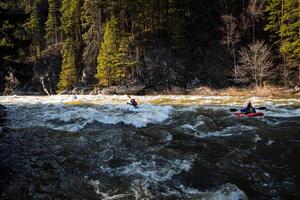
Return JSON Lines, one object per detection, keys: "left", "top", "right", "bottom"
{"left": 89, "top": 180, "right": 101, "bottom": 194}
{"left": 266, "top": 140, "right": 274, "bottom": 145}
{"left": 100, "top": 193, "right": 132, "bottom": 200}
{"left": 196, "top": 125, "right": 256, "bottom": 138}
{"left": 1, "top": 95, "right": 299, "bottom": 132}
{"left": 88, "top": 179, "right": 132, "bottom": 199}
{"left": 180, "top": 124, "right": 198, "bottom": 132}
{"left": 203, "top": 183, "right": 248, "bottom": 200}
{"left": 253, "top": 134, "right": 262, "bottom": 142}
{"left": 5, "top": 103, "right": 173, "bottom": 131}
{"left": 100, "top": 158, "right": 192, "bottom": 182}
{"left": 176, "top": 106, "right": 198, "bottom": 112}
{"left": 175, "top": 183, "right": 248, "bottom": 200}
{"left": 179, "top": 119, "right": 206, "bottom": 132}
{"left": 264, "top": 108, "right": 300, "bottom": 118}
{"left": 130, "top": 180, "right": 153, "bottom": 199}
{"left": 1, "top": 95, "right": 299, "bottom": 112}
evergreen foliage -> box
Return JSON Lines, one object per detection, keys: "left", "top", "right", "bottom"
{"left": 279, "top": 0, "right": 300, "bottom": 60}
{"left": 81, "top": 0, "right": 103, "bottom": 84}
{"left": 264, "top": 0, "right": 282, "bottom": 46}
{"left": 25, "top": 0, "right": 47, "bottom": 58}
{"left": 264, "top": 0, "right": 300, "bottom": 83}
{"left": 58, "top": 0, "right": 82, "bottom": 90}
{"left": 45, "top": 0, "right": 61, "bottom": 45}
{"left": 1, "top": 0, "right": 299, "bottom": 93}
{"left": 96, "top": 16, "right": 120, "bottom": 86}
{"left": 58, "top": 39, "right": 78, "bottom": 91}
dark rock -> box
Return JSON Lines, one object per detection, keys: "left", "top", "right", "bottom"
{"left": 71, "top": 86, "right": 94, "bottom": 95}
{"left": 140, "top": 84, "right": 185, "bottom": 95}
{"left": 101, "top": 86, "right": 117, "bottom": 95}
{"left": 91, "top": 87, "right": 103, "bottom": 95}
{"left": 115, "top": 83, "right": 146, "bottom": 95}
{"left": 58, "top": 89, "right": 71, "bottom": 95}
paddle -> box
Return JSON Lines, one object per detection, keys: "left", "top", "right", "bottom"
{"left": 230, "top": 107, "right": 266, "bottom": 112}
{"left": 126, "top": 94, "right": 133, "bottom": 105}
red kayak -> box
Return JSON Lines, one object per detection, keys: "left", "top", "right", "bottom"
{"left": 234, "top": 112, "right": 264, "bottom": 117}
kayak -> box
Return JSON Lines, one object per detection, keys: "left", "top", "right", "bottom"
{"left": 234, "top": 112, "right": 264, "bottom": 117}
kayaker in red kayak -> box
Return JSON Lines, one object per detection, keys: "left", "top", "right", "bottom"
{"left": 240, "top": 101, "right": 256, "bottom": 114}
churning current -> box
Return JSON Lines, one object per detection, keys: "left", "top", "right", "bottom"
{"left": 0, "top": 95, "right": 299, "bottom": 199}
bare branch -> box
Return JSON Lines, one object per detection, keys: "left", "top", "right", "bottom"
{"left": 234, "top": 41, "right": 274, "bottom": 87}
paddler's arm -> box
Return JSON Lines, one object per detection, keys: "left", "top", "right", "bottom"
{"left": 240, "top": 108, "right": 246, "bottom": 113}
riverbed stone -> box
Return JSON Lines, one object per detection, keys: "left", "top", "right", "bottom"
{"left": 115, "top": 83, "right": 146, "bottom": 95}
{"left": 101, "top": 86, "right": 117, "bottom": 95}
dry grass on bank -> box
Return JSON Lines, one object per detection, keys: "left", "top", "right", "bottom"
{"left": 190, "top": 85, "right": 300, "bottom": 98}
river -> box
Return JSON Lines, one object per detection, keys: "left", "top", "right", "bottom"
{"left": 0, "top": 95, "right": 299, "bottom": 199}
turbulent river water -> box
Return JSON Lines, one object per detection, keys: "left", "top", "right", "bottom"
{"left": 0, "top": 95, "right": 299, "bottom": 200}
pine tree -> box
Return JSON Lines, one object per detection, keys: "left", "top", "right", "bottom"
{"left": 25, "top": 0, "right": 47, "bottom": 58}
{"left": 61, "top": 0, "right": 82, "bottom": 45}
{"left": 81, "top": 0, "right": 103, "bottom": 84}
{"left": 264, "top": 0, "right": 282, "bottom": 46}
{"left": 58, "top": 0, "right": 82, "bottom": 90}
{"left": 45, "top": 0, "right": 61, "bottom": 45}
{"left": 117, "top": 35, "right": 139, "bottom": 82}
{"left": 280, "top": 0, "right": 300, "bottom": 60}
{"left": 57, "top": 39, "right": 78, "bottom": 91}
{"left": 96, "top": 16, "right": 120, "bottom": 86}
{"left": 265, "top": 0, "right": 300, "bottom": 83}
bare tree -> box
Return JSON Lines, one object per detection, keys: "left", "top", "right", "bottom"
{"left": 221, "top": 14, "right": 241, "bottom": 77}
{"left": 235, "top": 41, "right": 274, "bottom": 87}
{"left": 247, "top": 0, "right": 265, "bottom": 42}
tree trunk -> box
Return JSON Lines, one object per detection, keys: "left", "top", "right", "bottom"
{"left": 298, "top": 64, "right": 300, "bottom": 84}
{"left": 40, "top": 77, "right": 51, "bottom": 96}
{"left": 252, "top": 18, "right": 255, "bottom": 42}
{"left": 232, "top": 42, "right": 236, "bottom": 70}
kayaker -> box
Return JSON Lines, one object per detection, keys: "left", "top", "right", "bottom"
{"left": 128, "top": 98, "right": 138, "bottom": 107}
{"left": 240, "top": 101, "right": 256, "bottom": 114}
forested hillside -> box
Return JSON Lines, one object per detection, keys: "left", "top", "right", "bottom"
{"left": 0, "top": 0, "right": 299, "bottom": 95}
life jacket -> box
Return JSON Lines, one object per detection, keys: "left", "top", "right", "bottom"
{"left": 245, "top": 107, "right": 254, "bottom": 114}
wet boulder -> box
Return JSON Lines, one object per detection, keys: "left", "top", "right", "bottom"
{"left": 71, "top": 86, "right": 94, "bottom": 95}
{"left": 140, "top": 84, "right": 185, "bottom": 95}
{"left": 115, "top": 83, "right": 146, "bottom": 95}
{"left": 101, "top": 86, "right": 117, "bottom": 95}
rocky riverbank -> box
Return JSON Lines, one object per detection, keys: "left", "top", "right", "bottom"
{"left": 57, "top": 85, "right": 300, "bottom": 98}
{"left": 1, "top": 80, "right": 299, "bottom": 98}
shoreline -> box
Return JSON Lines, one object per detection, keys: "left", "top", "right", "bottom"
{"left": 1, "top": 85, "right": 299, "bottom": 98}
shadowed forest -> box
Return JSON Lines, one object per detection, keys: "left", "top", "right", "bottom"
{"left": 0, "top": 0, "right": 299, "bottom": 95}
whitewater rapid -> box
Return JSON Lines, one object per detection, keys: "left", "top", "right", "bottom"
{"left": 1, "top": 95, "right": 300, "bottom": 199}
{"left": 1, "top": 95, "right": 299, "bottom": 132}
